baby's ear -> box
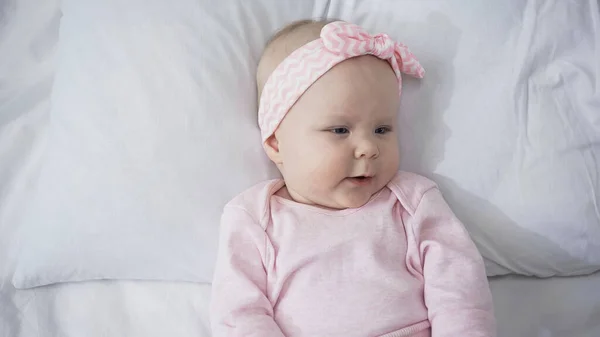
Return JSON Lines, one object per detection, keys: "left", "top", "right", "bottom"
{"left": 264, "top": 135, "right": 283, "bottom": 165}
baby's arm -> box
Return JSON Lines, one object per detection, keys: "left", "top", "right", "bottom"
{"left": 210, "top": 206, "right": 286, "bottom": 337}
{"left": 411, "top": 187, "right": 496, "bottom": 337}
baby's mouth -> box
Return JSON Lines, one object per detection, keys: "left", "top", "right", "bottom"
{"left": 347, "top": 175, "right": 374, "bottom": 186}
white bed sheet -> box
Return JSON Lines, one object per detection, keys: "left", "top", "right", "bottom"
{"left": 1, "top": 0, "right": 600, "bottom": 336}
{"left": 1, "top": 273, "right": 599, "bottom": 337}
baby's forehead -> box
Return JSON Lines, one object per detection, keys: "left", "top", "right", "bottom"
{"left": 294, "top": 57, "right": 400, "bottom": 120}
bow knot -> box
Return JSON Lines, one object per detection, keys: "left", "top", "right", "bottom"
{"left": 321, "top": 21, "right": 425, "bottom": 80}
{"left": 372, "top": 33, "right": 395, "bottom": 59}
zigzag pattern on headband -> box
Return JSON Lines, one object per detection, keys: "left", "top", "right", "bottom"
{"left": 258, "top": 21, "right": 425, "bottom": 143}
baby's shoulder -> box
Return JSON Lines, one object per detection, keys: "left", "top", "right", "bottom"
{"left": 224, "top": 179, "right": 284, "bottom": 225}
{"left": 386, "top": 171, "right": 439, "bottom": 215}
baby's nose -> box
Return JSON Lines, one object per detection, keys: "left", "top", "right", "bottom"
{"left": 354, "top": 138, "right": 379, "bottom": 159}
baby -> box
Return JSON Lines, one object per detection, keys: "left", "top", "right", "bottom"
{"left": 211, "top": 19, "right": 496, "bottom": 337}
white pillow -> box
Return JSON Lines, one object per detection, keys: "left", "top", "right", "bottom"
{"left": 11, "top": 0, "right": 329, "bottom": 288}
{"left": 12, "top": 0, "right": 600, "bottom": 288}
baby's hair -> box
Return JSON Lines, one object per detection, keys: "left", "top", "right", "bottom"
{"left": 267, "top": 19, "right": 323, "bottom": 47}
{"left": 256, "top": 18, "right": 339, "bottom": 103}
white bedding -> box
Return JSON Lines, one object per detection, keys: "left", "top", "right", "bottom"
{"left": 7, "top": 0, "right": 600, "bottom": 289}
{"left": 2, "top": 273, "right": 600, "bottom": 337}
{"left": 1, "top": 0, "right": 599, "bottom": 336}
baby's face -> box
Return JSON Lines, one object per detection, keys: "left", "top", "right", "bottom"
{"left": 271, "top": 55, "right": 401, "bottom": 209}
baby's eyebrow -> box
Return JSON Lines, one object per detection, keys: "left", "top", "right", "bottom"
{"left": 322, "top": 106, "right": 361, "bottom": 118}
{"left": 318, "top": 113, "right": 352, "bottom": 124}
{"left": 315, "top": 106, "right": 343, "bottom": 115}
{"left": 319, "top": 104, "right": 397, "bottom": 121}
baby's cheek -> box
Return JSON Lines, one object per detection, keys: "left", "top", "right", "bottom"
{"left": 382, "top": 142, "right": 400, "bottom": 167}
{"left": 388, "top": 151, "right": 400, "bottom": 172}
{"left": 309, "top": 151, "right": 341, "bottom": 182}
{"left": 315, "top": 154, "right": 346, "bottom": 184}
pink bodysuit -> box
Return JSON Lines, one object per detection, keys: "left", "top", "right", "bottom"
{"left": 211, "top": 171, "right": 495, "bottom": 337}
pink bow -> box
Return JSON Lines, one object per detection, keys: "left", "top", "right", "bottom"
{"left": 320, "top": 21, "right": 425, "bottom": 80}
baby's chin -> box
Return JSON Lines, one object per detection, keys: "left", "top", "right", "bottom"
{"left": 287, "top": 183, "right": 381, "bottom": 210}
{"left": 333, "top": 191, "right": 376, "bottom": 209}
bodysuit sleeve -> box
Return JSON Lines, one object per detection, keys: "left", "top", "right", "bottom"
{"left": 410, "top": 187, "right": 496, "bottom": 337}
{"left": 210, "top": 205, "right": 286, "bottom": 337}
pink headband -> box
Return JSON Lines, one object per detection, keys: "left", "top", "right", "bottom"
{"left": 258, "top": 20, "right": 425, "bottom": 142}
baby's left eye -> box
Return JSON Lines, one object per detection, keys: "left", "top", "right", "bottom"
{"left": 375, "top": 126, "right": 391, "bottom": 134}
{"left": 331, "top": 127, "right": 350, "bottom": 134}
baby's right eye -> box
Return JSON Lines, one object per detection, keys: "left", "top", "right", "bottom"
{"left": 330, "top": 127, "right": 350, "bottom": 134}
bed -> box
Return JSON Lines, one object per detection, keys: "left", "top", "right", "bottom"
{"left": 0, "top": 274, "right": 598, "bottom": 337}
{"left": 1, "top": 0, "right": 599, "bottom": 336}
